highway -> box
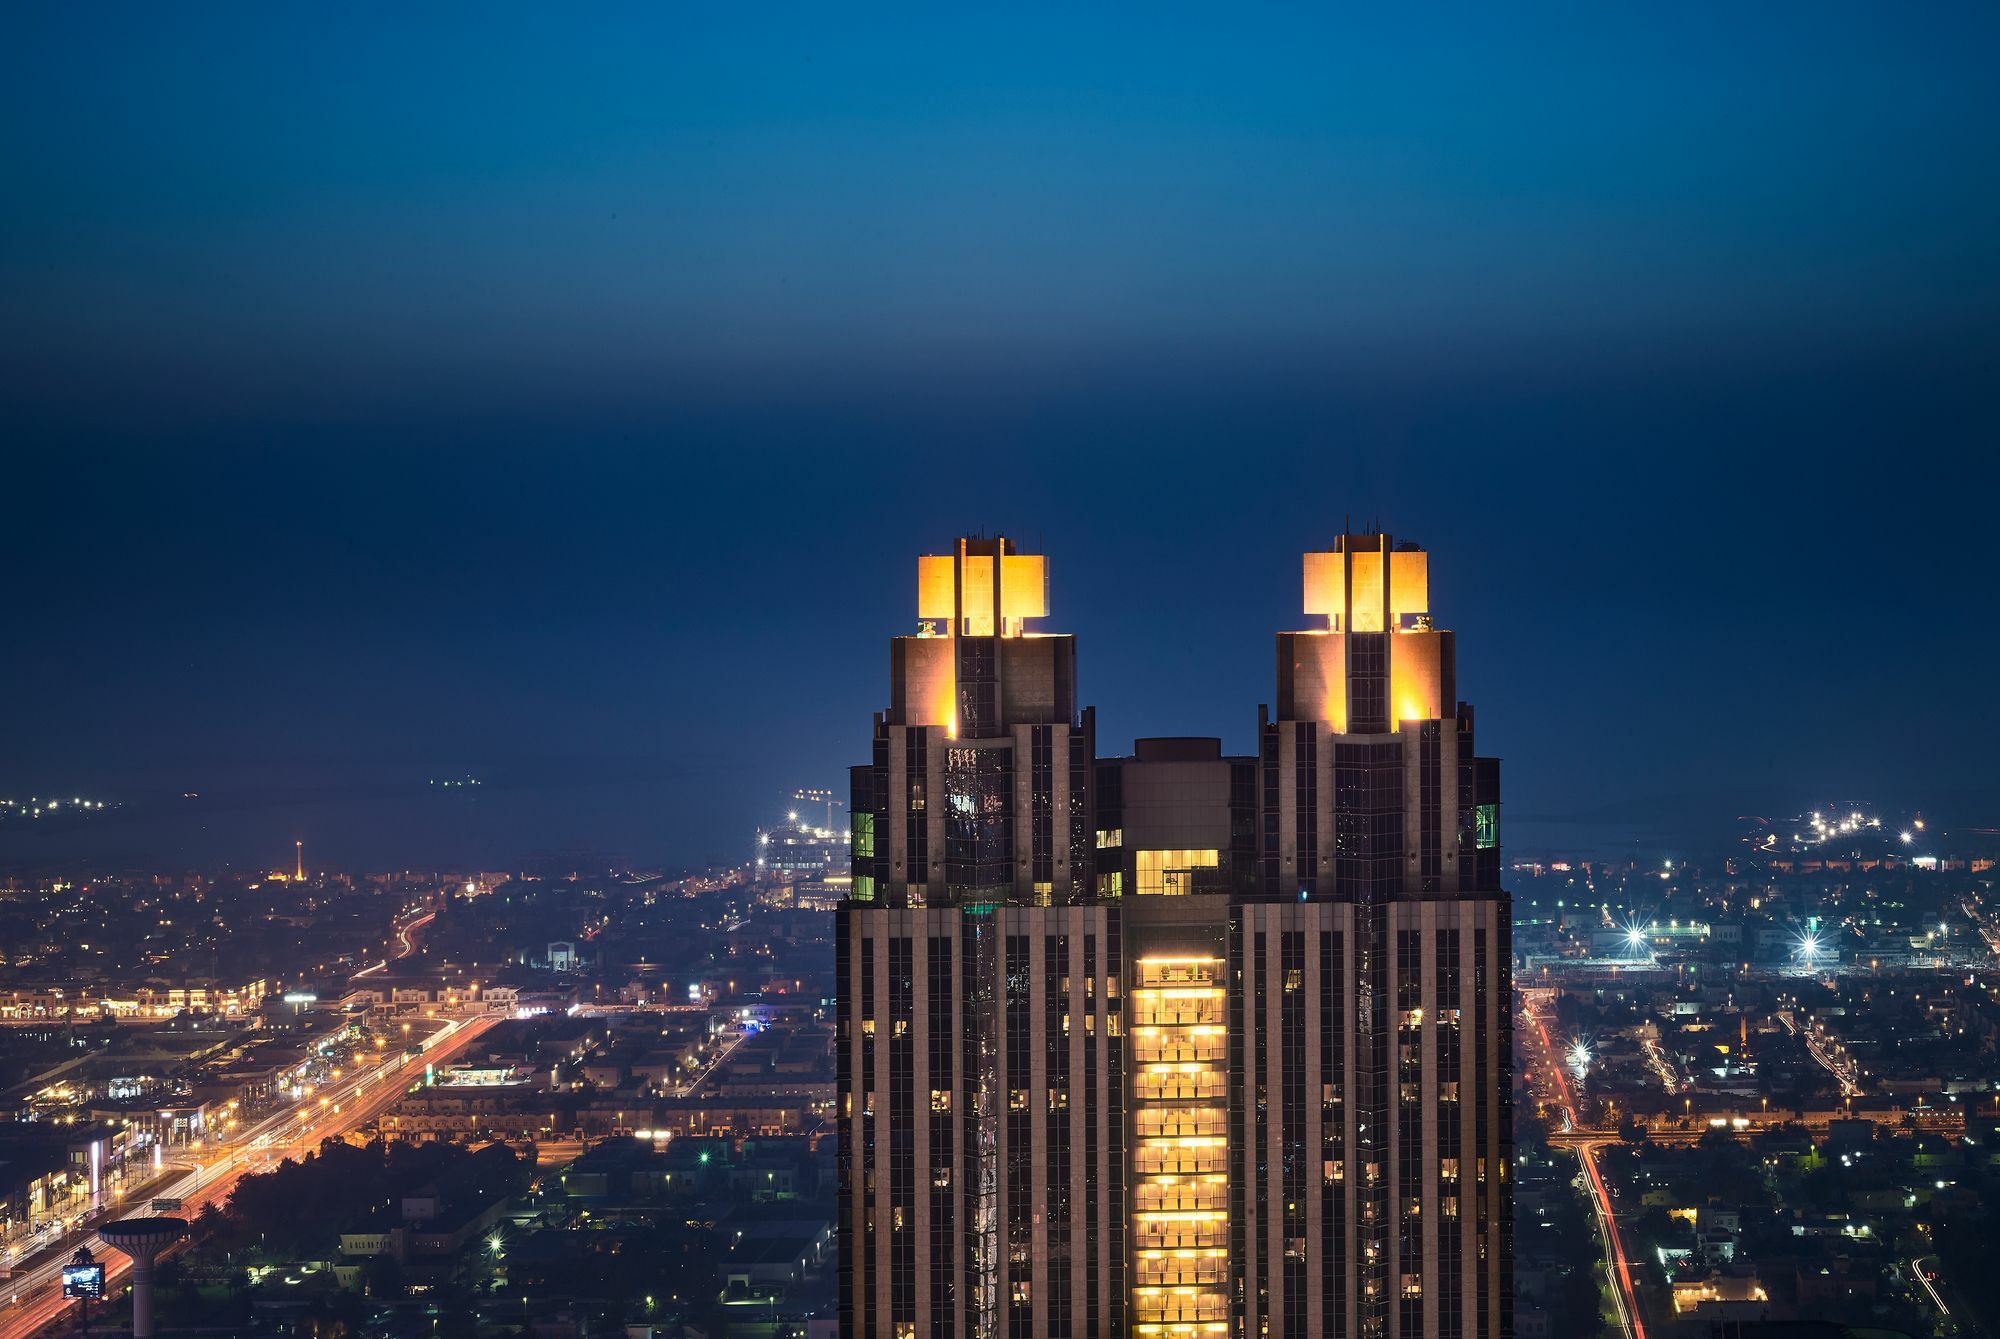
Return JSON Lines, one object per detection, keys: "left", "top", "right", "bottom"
{"left": 1522, "top": 993, "right": 1647, "bottom": 1339}
{"left": 0, "top": 897, "right": 472, "bottom": 1338}
{"left": 0, "top": 1012, "right": 500, "bottom": 1338}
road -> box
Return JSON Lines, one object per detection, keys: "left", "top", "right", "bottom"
{"left": 1908, "top": 1254, "right": 1962, "bottom": 1333}
{"left": 1779, "top": 1010, "right": 1863, "bottom": 1097}
{"left": 351, "top": 905, "right": 439, "bottom": 979}
{"left": 0, "top": 1012, "right": 500, "bottom": 1339}
{"left": 675, "top": 1024, "right": 757, "bottom": 1098}
{"left": 1522, "top": 993, "right": 1647, "bottom": 1339}
{"left": 1639, "top": 1035, "right": 1682, "bottom": 1093}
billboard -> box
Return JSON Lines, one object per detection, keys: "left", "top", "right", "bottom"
{"left": 62, "top": 1263, "right": 104, "bottom": 1299}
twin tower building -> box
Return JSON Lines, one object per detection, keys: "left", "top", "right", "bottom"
{"left": 836, "top": 535, "right": 1512, "bottom": 1339}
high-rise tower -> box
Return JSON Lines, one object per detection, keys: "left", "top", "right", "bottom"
{"left": 837, "top": 532, "right": 1511, "bottom": 1339}
{"left": 840, "top": 538, "right": 1114, "bottom": 1339}
{"left": 1242, "top": 533, "right": 1511, "bottom": 1339}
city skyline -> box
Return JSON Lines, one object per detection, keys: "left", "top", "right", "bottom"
{"left": 3, "top": 8, "right": 1998, "bottom": 1338}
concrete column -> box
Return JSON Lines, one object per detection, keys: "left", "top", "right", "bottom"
{"left": 127, "top": 1252, "right": 157, "bottom": 1339}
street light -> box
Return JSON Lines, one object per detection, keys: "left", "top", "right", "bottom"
{"left": 1567, "top": 1041, "right": 1593, "bottom": 1085}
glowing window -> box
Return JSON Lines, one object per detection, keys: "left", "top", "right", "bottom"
{"left": 1475, "top": 804, "right": 1499, "bottom": 850}
{"left": 1134, "top": 849, "right": 1221, "bottom": 896}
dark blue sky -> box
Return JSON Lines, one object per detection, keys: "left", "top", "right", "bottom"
{"left": 3, "top": 5, "right": 1996, "bottom": 871}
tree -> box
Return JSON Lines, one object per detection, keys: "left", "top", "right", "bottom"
{"left": 357, "top": 1252, "right": 403, "bottom": 1301}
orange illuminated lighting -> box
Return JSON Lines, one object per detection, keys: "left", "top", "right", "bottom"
{"left": 1136, "top": 1250, "right": 1230, "bottom": 1261}
{"left": 1302, "top": 551, "right": 1344, "bottom": 622}
{"left": 1301, "top": 546, "right": 1427, "bottom": 631}
{"left": 1350, "top": 549, "right": 1385, "bottom": 630}
{"left": 1132, "top": 1211, "right": 1229, "bottom": 1222}
{"left": 1133, "top": 951, "right": 1228, "bottom": 1327}
{"left": 917, "top": 550, "right": 1047, "bottom": 636}
{"left": 1390, "top": 631, "right": 1444, "bottom": 723}
{"left": 960, "top": 555, "right": 995, "bottom": 633}
{"left": 935, "top": 659, "right": 958, "bottom": 739}
{"left": 917, "top": 556, "right": 955, "bottom": 624}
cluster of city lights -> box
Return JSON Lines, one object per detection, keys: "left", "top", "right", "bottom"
{"left": 1787, "top": 807, "right": 1926, "bottom": 851}
{"left": 0, "top": 796, "right": 117, "bottom": 821}
{"left": 756, "top": 808, "right": 848, "bottom": 870}
{"left": 1804, "top": 809, "right": 1879, "bottom": 842}
{"left": 1742, "top": 804, "right": 1937, "bottom": 860}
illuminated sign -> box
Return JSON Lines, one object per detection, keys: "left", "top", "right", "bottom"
{"left": 282, "top": 992, "right": 318, "bottom": 1005}
{"left": 62, "top": 1263, "right": 104, "bottom": 1299}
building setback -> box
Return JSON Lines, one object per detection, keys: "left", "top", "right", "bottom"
{"left": 838, "top": 534, "right": 1512, "bottom": 1339}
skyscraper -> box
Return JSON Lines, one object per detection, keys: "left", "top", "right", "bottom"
{"left": 838, "top": 533, "right": 1511, "bottom": 1339}
{"left": 841, "top": 537, "right": 1113, "bottom": 1338}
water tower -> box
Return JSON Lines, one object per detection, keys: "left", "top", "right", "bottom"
{"left": 97, "top": 1217, "right": 187, "bottom": 1339}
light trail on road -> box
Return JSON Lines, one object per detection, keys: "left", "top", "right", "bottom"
{"left": 1779, "top": 1010, "right": 1862, "bottom": 1097}
{"left": 352, "top": 906, "right": 438, "bottom": 979}
{"left": 1910, "top": 1255, "right": 1951, "bottom": 1323}
{"left": 1524, "top": 994, "right": 1646, "bottom": 1339}
{"left": 0, "top": 1013, "right": 498, "bottom": 1339}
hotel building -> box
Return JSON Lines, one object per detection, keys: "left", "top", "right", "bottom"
{"left": 837, "top": 533, "right": 1511, "bottom": 1339}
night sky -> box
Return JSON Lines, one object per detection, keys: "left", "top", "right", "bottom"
{"left": 4, "top": 5, "right": 1996, "bottom": 872}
